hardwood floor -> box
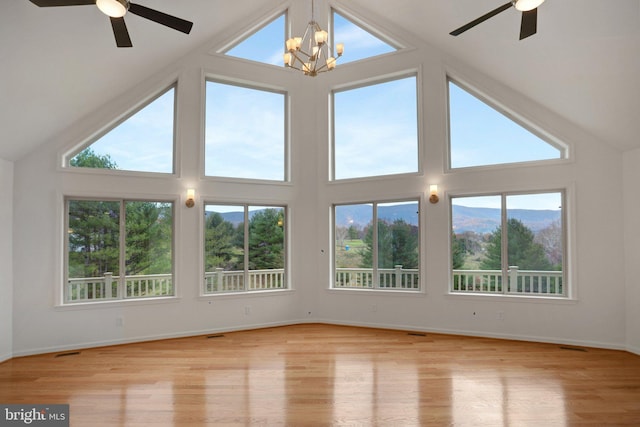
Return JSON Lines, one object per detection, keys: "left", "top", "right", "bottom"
{"left": 1, "top": 324, "right": 640, "bottom": 426}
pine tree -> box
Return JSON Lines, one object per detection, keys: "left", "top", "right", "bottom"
{"left": 480, "top": 218, "right": 552, "bottom": 270}
{"left": 248, "top": 209, "right": 284, "bottom": 270}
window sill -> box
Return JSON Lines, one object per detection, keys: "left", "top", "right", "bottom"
{"left": 198, "top": 288, "right": 295, "bottom": 300}
{"left": 54, "top": 296, "right": 181, "bottom": 310}
{"left": 326, "top": 287, "right": 425, "bottom": 297}
{"left": 445, "top": 292, "right": 577, "bottom": 304}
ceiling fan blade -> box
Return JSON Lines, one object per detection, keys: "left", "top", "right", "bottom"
{"left": 128, "top": 3, "right": 193, "bottom": 34}
{"left": 110, "top": 17, "right": 133, "bottom": 48}
{"left": 29, "top": 0, "right": 94, "bottom": 6}
{"left": 519, "top": 8, "right": 538, "bottom": 40}
{"left": 450, "top": 2, "right": 513, "bottom": 36}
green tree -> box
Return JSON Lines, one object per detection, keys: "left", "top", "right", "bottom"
{"left": 205, "top": 212, "right": 240, "bottom": 271}
{"left": 347, "top": 225, "right": 360, "bottom": 240}
{"left": 480, "top": 218, "right": 552, "bottom": 270}
{"left": 248, "top": 209, "right": 284, "bottom": 270}
{"left": 125, "top": 202, "right": 172, "bottom": 275}
{"left": 452, "top": 233, "right": 466, "bottom": 269}
{"left": 70, "top": 147, "right": 118, "bottom": 169}
{"left": 67, "top": 149, "right": 120, "bottom": 278}
{"left": 68, "top": 200, "right": 120, "bottom": 278}
{"left": 361, "top": 219, "right": 418, "bottom": 269}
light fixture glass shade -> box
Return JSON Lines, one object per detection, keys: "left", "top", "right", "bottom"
{"left": 513, "top": 0, "right": 545, "bottom": 12}
{"left": 96, "top": 0, "right": 128, "bottom": 18}
{"left": 283, "top": 20, "right": 344, "bottom": 76}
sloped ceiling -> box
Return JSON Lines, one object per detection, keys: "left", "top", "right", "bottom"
{"left": 1, "top": 0, "right": 639, "bottom": 161}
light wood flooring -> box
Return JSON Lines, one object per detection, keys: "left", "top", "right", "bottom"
{"left": 1, "top": 323, "right": 640, "bottom": 426}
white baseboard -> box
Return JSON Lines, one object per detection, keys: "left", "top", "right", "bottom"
{"left": 315, "top": 318, "right": 628, "bottom": 351}
{"left": 10, "top": 320, "right": 295, "bottom": 359}
{"left": 7, "top": 318, "right": 634, "bottom": 359}
{"left": 627, "top": 344, "right": 640, "bottom": 356}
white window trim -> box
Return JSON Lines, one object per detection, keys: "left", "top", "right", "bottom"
{"left": 60, "top": 195, "right": 177, "bottom": 306}
{"left": 331, "top": 197, "right": 422, "bottom": 292}
{"left": 448, "top": 188, "right": 574, "bottom": 300}
{"left": 201, "top": 202, "right": 289, "bottom": 296}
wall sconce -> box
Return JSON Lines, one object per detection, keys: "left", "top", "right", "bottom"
{"left": 185, "top": 189, "right": 195, "bottom": 208}
{"left": 429, "top": 184, "right": 439, "bottom": 204}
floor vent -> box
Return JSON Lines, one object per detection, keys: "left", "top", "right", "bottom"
{"left": 407, "top": 332, "right": 427, "bottom": 337}
{"left": 207, "top": 334, "right": 225, "bottom": 339}
{"left": 55, "top": 351, "right": 81, "bottom": 358}
{"left": 559, "top": 346, "right": 587, "bottom": 352}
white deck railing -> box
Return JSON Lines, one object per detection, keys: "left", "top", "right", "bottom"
{"left": 204, "top": 268, "right": 285, "bottom": 293}
{"left": 452, "top": 266, "right": 563, "bottom": 296}
{"left": 66, "top": 265, "right": 563, "bottom": 302}
{"left": 66, "top": 272, "right": 173, "bottom": 303}
{"left": 335, "top": 265, "right": 419, "bottom": 289}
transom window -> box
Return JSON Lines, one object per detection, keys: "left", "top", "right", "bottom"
{"left": 333, "top": 75, "right": 419, "bottom": 180}
{"left": 334, "top": 199, "right": 420, "bottom": 290}
{"left": 448, "top": 80, "right": 565, "bottom": 169}
{"left": 65, "top": 198, "right": 174, "bottom": 304}
{"left": 451, "top": 191, "right": 565, "bottom": 297}
{"left": 332, "top": 10, "right": 398, "bottom": 64}
{"left": 224, "top": 14, "right": 286, "bottom": 66}
{"left": 204, "top": 204, "right": 287, "bottom": 294}
{"left": 68, "top": 86, "right": 176, "bottom": 174}
{"left": 205, "top": 81, "right": 286, "bottom": 181}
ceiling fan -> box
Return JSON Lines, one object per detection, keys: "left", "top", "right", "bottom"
{"left": 450, "top": 0, "right": 545, "bottom": 40}
{"left": 28, "top": 0, "right": 193, "bottom": 48}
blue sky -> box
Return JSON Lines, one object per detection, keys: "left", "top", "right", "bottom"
{"left": 451, "top": 192, "right": 563, "bottom": 211}
{"left": 73, "top": 9, "right": 563, "bottom": 207}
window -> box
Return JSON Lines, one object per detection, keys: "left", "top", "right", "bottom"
{"left": 68, "top": 86, "right": 175, "bottom": 174}
{"left": 224, "top": 14, "right": 286, "bottom": 66}
{"left": 448, "top": 80, "right": 565, "bottom": 169}
{"left": 332, "top": 10, "right": 398, "bottom": 64}
{"left": 334, "top": 200, "right": 420, "bottom": 290}
{"left": 66, "top": 198, "right": 174, "bottom": 303}
{"left": 204, "top": 204, "right": 287, "bottom": 293}
{"left": 205, "top": 81, "right": 286, "bottom": 181}
{"left": 451, "top": 191, "right": 565, "bottom": 297}
{"left": 333, "top": 75, "right": 419, "bottom": 180}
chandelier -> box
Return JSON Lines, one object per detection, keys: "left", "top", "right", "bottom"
{"left": 283, "top": 0, "right": 344, "bottom": 77}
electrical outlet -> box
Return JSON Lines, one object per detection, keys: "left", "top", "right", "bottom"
{"left": 116, "top": 317, "right": 124, "bottom": 327}
{"left": 497, "top": 311, "right": 505, "bottom": 321}
{"left": 244, "top": 306, "right": 251, "bottom": 315}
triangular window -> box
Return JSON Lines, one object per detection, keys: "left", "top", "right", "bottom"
{"left": 448, "top": 80, "right": 565, "bottom": 169}
{"left": 224, "top": 14, "right": 286, "bottom": 66}
{"left": 68, "top": 86, "right": 175, "bottom": 174}
{"left": 332, "top": 10, "right": 398, "bottom": 64}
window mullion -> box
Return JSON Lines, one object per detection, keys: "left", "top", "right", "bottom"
{"left": 500, "top": 194, "right": 508, "bottom": 294}
{"left": 372, "top": 202, "right": 378, "bottom": 289}
{"left": 244, "top": 206, "right": 250, "bottom": 292}
{"left": 119, "top": 200, "right": 126, "bottom": 299}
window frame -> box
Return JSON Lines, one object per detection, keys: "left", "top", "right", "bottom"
{"left": 331, "top": 72, "right": 421, "bottom": 182}
{"left": 449, "top": 189, "right": 569, "bottom": 299}
{"left": 446, "top": 77, "right": 570, "bottom": 172}
{"left": 202, "top": 202, "right": 289, "bottom": 295}
{"left": 203, "top": 78, "right": 289, "bottom": 183}
{"left": 332, "top": 198, "right": 421, "bottom": 292}
{"left": 63, "top": 196, "right": 176, "bottom": 305}
{"left": 62, "top": 84, "right": 178, "bottom": 176}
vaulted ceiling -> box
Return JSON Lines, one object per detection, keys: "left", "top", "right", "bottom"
{"left": 1, "top": 0, "right": 639, "bottom": 161}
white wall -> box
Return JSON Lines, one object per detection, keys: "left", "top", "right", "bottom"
{"left": 623, "top": 148, "right": 640, "bottom": 354}
{"left": 0, "top": 158, "right": 13, "bottom": 362}
{"left": 10, "top": 8, "right": 629, "bottom": 356}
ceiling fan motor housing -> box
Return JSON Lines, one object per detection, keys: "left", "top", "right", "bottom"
{"left": 96, "top": 0, "right": 129, "bottom": 18}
